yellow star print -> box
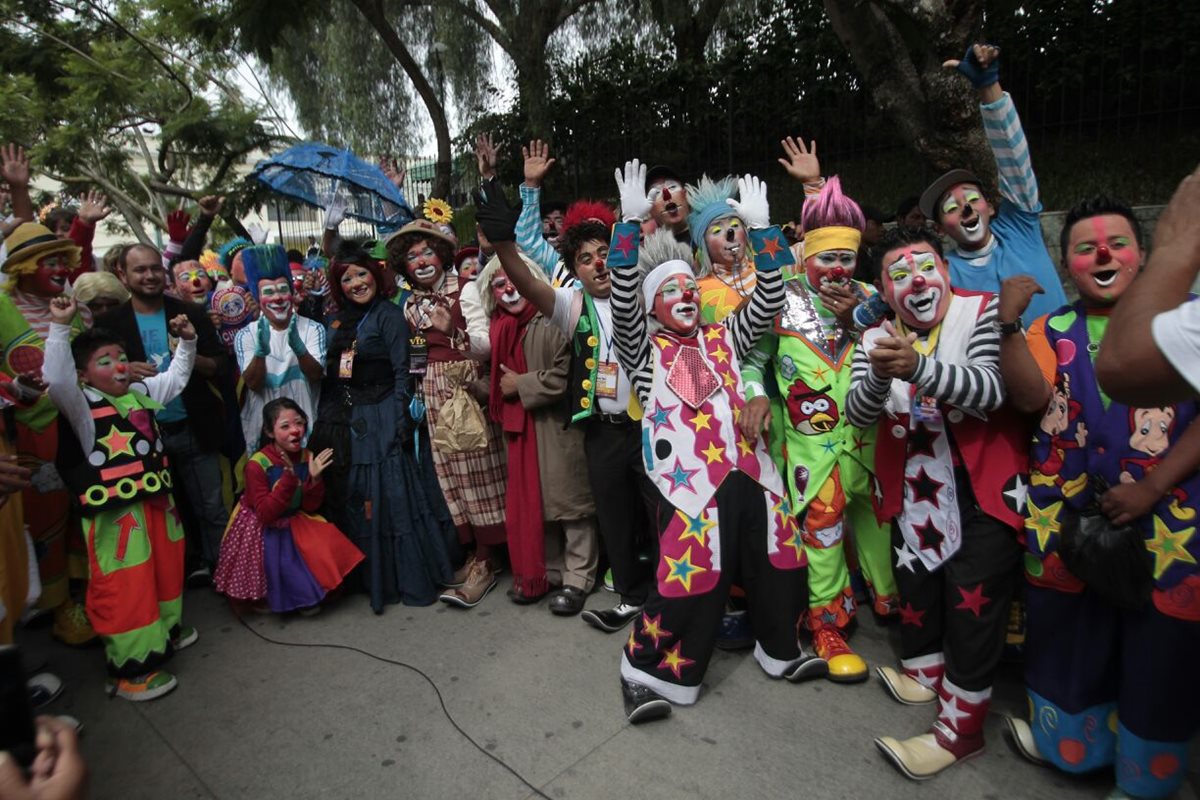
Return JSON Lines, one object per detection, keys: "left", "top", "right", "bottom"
{"left": 1026, "top": 499, "right": 1062, "bottom": 553}
{"left": 677, "top": 510, "right": 715, "bottom": 545}
{"left": 98, "top": 425, "right": 136, "bottom": 459}
{"left": 701, "top": 441, "right": 724, "bottom": 465}
{"left": 664, "top": 546, "right": 707, "bottom": 593}
{"left": 1146, "top": 517, "right": 1197, "bottom": 579}
{"left": 641, "top": 612, "right": 670, "bottom": 648}
{"left": 736, "top": 436, "right": 754, "bottom": 458}
{"left": 712, "top": 345, "right": 729, "bottom": 364}
{"left": 705, "top": 328, "right": 722, "bottom": 342}
{"left": 689, "top": 409, "right": 713, "bottom": 432}
{"left": 723, "top": 371, "right": 737, "bottom": 389}
{"left": 658, "top": 641, "right": 695, "bottom": 679}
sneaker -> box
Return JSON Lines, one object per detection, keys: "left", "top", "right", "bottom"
{"left": 172, "top": 626, "right": 199, "bottom": 651}
{"left": 812, "top": 625, "right": 868, "bottom": 683}
{"left": 186, "top": 565, "right": 212, "bottom": 589}
{"left": 581, "top": 602, "right": 641, "bottom": 633}
{"left": 439, "top": 560, "right": 497, "bottom": 608}
{"left": 621, "top": 678, "right": 671, "bottom": 724}
{"left": 106, "top": 670, "right": 178, "bottom": 702}
{"left": 783, "top": 650, "right": 830, "bottom": 683}
{"left": 715, "top": 609, "right": 754, "bottom": 651}
{"left": 52, "top": 600, "right": 97, "bottom": 646}
{"left": 444, "top": 556, "right": 476, "bottom": 589}
{"left": 27, "top": 672, "right": 64, "bottom": 709}
{"left": 602, "top": 569, "right": 615, "bottom": 593}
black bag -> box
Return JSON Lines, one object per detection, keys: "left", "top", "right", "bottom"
{"left": 1057, "top": 476, "right": 1154, "bottom": 610}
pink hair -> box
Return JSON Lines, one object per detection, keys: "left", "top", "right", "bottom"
{"left": 800, "top": 176, "right": 864, "bottom": 233}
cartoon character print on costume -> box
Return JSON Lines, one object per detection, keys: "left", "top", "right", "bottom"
{"left": 786, "top": 377, "right": 839, "bottom": 436}
{"left": 1030, "top": 373, "right": 1088, "bottom": 497}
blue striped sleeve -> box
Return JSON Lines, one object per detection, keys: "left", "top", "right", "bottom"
{"left": 516, "top": 184, "right": 559, "bottom": 278}
{"left": 981, "top": 92, "right": 1039, "bottom": 212}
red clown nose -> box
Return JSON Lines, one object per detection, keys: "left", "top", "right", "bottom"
{"left": 682, "top": 288, "right": 694, "bottom": 302}
{"left": 1095, "top": 244, "right": 1111, "bottom": 265}
{"left": 913, "top": 274, "right": 927, "bottom": 289}
{"left": 830, "top": 266, "right": 847, "bottom": 281}
{"left": 661, "top": 187, "right": 672, "bottom": 201}
{"left": 115, "top": 363, "right": 127, "bottom": 374}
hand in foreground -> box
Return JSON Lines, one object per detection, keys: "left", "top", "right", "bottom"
{"left": 868, "top": 320, "right": 920, "bottom": 380}
{"left": 0, "top": 715, "right": 89, "bottom": 800}
{"left": 168, "top": 313, "right": 196, "bottom": 341}
{"left": 739, "top": 395, "right": 771, "bottom": 444}
{"left": 49, "top": 296, "right": 76, "bottom": 326}
{"left": 1151, "top": 162, "right": 1200, "bottom": 264}
{"left": 614, "top": 159, "right": 651, "bottom": 222}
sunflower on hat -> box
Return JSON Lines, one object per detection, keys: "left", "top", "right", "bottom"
{"left": 422, "top": 197, "right": 453, "bottom": 225}
{"left": 1, "top": 222, "right": 80, "bottom": 290}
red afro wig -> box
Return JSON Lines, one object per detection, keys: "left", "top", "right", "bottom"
{"left": 562, "top": 200, "right": 615, "bottom": 235}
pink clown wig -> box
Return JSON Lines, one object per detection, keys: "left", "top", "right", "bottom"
{"left": 800, "top": 176, "right": 865, "bottom": 234}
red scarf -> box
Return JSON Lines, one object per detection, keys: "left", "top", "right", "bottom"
{"left": 489, "top": 303, "right": 547, "bottom": 597}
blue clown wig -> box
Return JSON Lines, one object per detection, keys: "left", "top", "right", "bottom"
{"left": 685, "top": 175, "right": 739, "bottom": 276}
{"left": 218, "top": 237, "right": 252, "bottom": 270}
{"left": 240, "top": 244, "right": 291, "bottom": 300}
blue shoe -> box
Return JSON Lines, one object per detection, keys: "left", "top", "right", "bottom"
{"left": 715, "top": 609, "right": 754, "bottom": 651}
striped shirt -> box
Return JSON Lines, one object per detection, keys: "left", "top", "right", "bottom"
{"left": 981, "top": 92, "right": 1039, "bottom": 213}
{"left": 845, "top": 296, "right": 1003, "bottom": 429}
{"left": 516, "top": 184, "right": 561, "bottom": 279}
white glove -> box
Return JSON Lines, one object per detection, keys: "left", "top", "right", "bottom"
{"left": 614, "top": 159, "right": 651, "bottom": 222}
{"left": 322, "top": 193, "right": 350, "bottom": 230}
{"left": 246, "top": 222, "right": 270, "bottom": 244}
{"left": 726, "top": 174, "right": 770, "bottom": 229}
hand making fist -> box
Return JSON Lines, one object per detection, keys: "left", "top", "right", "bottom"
{"left": 868, "top": 320, "right": 920, "bottom": 380}
{"left": 167, "top": 313, "right": 196, "bottom": 341}
{"left": 49, "top": 296, "right": 76, "bottom": 325}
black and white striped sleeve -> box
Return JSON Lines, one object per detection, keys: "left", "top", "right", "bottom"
{"left": 726, "top": 258, "right": 785, "bottom": 361}
{"left": 911, "top": 296, "right": 1005, "bottom": 412}
{"left": 608, "top": 229, "right": 654, "bottom": 409}
{"left": 846, "top": 341, "right": 892, "bottom": 428}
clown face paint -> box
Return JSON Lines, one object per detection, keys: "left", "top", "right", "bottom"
{"left": 938, "top": 183, "right": 993, "bottom": 249}
{"left": 542, "top": 211, "right": 565, "bottom": 251}
{"left": 882, "top": 244, "right": 951, "bottom": 330}
{"left": 81, "top": 344, "right": 131, "bottom": 397}
{"left": 22, "top": 254, "right": 72, "bottom": 297}
{"left": 208, "top": 265, "right": 233, "bottom": 292}
{"left": 1065, "top": 214, "right": 1141, "bottom": 305}
{"left": 457, "top": 257, "right": 480, "bottom": 282}
{"left": 653, "top": 273, "right": 700, "bottom": 336}
{"left": 405, "top": 239, "right": 445, "bottom": 289}
{"left": 804, "top": 249, "right": 856, "bottom": 292}
{"left": 490, "top": 270, "right": 528, "bottom": 315}
{"left": 704, "top": 216, "right": 748, "bottom": 271}
{"left": 574, "top": 239, "right": 611, "bottom": 298}
{"left": 172, "top": 265, "right": 212, "bottom": 304}
{"left": 258, "top": 277, "right": 294, "bottom": 328}
{"left": 648, "top": 180, "right": 690, "bottom": 229}
{"left": 269, "top": 408, "right": 308, "bottom": 455}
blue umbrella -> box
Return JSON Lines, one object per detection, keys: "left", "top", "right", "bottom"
{"left": 251, "top": 142, "right": 415, "bottom": 227}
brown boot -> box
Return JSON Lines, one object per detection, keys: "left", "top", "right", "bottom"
{"left": 439, "top": 560, "right": 497, "bottom": 608}
{"left": 444, "top": 555, "right": 477, "bottom": 589}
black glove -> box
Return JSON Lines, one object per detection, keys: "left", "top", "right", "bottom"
{"left": 473, "top": 177, "right": 519, "bottom": 243}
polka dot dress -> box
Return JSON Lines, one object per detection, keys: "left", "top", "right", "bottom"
{"left": 213, "top": 503, "right": 268, "bottom": 600}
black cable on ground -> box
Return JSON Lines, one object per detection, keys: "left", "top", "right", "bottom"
{"left": 234, "top": 613, "right": 553, "bottom": 800}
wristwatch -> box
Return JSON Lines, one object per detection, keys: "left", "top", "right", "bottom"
{"left": 995, "top": 318, "right": 1024, "bottom": 337}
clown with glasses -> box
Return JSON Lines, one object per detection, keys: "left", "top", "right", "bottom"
{"left": 233, "top": 245, "right": 326, "bottom": 457}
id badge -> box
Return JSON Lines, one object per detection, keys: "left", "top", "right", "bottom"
{"left": 338, "top": 348, "right": 356, "bottom": 380}
{"left": 595, "top": 362, "right": 619, "bottom": 400}
{"left": 409, "top": 332, "right": 428, "bottom": 376}
{"left": 910, "top": 394, "right": 943, "bottom": 430}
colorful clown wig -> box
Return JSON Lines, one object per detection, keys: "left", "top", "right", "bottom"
{"left": 563, "top": 200, "right": 616, "bottom": 234}
{"left": 476, "top": 251, "right": 549, "bottom": 318}
{"left": 239, "top": 244, "right": 292, "bottom": 300}
{"left": 800, "top": 176, "right": 864, "bottom": 257}
{"left": 684, "top": 175, "right": 738, "bottom": 276}
{"left": 218, "top": 237, "right": 252, "bottom": 284}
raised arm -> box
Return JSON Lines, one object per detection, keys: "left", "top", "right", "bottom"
{"left": 474, "top": 176, "right": 557, "bottom": 321}
{"left": 44, "top": 315, "right": 94, "bottom": 447}
{"left": 608, "top": 217, "right": 652, "bottom": 409}
{"left": 722, "top": 176, "right": 789, "bottom": 359}
{"left": 515, "top": 139, "right": 561, "bottom": 278}
{"left": 143, "top": 315, "right": 196, "bottom": 406}
{"left": 946, "top": 43, "right": 1039, "bottom": 212}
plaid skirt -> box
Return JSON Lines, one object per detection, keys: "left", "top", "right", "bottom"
{"left": 422, "top": 358, "right": 508, "bottom": 528}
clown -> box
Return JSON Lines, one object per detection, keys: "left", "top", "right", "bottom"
{"left": 0, "top": 222, "right": 95, "bottom": 645}
{"left": 918, "top": 42, "right": 1065, "bottom": 325}
{"left": 741, "top": 177, "right": 897, "bottom": 685}
{"left": 454, "top": 247, "right": 481, "bottom": 282}
{"left": 474, "top": 252, "right": 599, "bottom": 614}
{"left": 209, "top": 238, "right": 257, "bottom": 352}
{"left": 170, "top": 260, "right": 213, "bottom": 305}
{"left": 847, "top": 226, "right": 1028, "bottom": 779}
{"left": 645, "top": 164, "right": 690, "bottom": 243}
{"left": 687, "top": 175, "right": 758, "bottom": 325}
{"left": 386, "top": 219, "right": 509, "bottom": 608}
{"left": 233, "top": 245, "right": 326, "bottom": 457}
{"left": 998, "top": 196, "right": 1200, "bottom": 799}
{"left": 605, "top": 164, "right": 828, "bottom": 723}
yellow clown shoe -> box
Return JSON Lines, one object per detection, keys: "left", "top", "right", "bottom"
{"left": 875, "top": 730, "right": 984, "bottom": 781}
{"left": 812, "top": 625, "right": 868, "bottom": 683}
{"left": 876, "top": 666, "right": 937, "bottom": 705}
{"left": 52, "top": 600, "right": 97, "bottom": 646}
{"left": 1002, "top": 716, "right": 1049, "bottom": 766}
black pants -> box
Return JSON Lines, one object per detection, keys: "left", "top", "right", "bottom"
{"left": 584, "top": 417, "right": 657, "bottom": 605}
{"left": 622, "top": 472, "right": 809, "bottom": 704}
{"left": 892, "top": 475, "right": 1021, "bottom": 693}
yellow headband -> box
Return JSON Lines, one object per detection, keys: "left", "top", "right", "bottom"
{"left": 802, "top": 226, "right": 861, "bottom": 257}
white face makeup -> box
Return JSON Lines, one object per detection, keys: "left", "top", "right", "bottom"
{"left": 490, "top": 270, "right": 528, "bottom": 315}
{"left": 939, "top": 184, "right": 991, "bottom": 246}
{"left": 883, "top": 248, "right": 949, "bottom": 329}
{"left": 258, "top": 278, "right": 293, "bottom": 326}
{"left": 804, "top": 249, "right": 857, "bottom": 290}
{"left": 653, "top": 273, "right": 700, "bottom": 335}
{"left": 704, "top": 217, "right": 747, "bottom": 269}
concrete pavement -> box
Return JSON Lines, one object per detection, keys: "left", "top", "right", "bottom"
{"left": 18, "top": 580, "right": 1199, "bottom": 800}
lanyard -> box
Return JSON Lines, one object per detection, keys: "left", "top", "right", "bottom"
{"left": 593, "top": 300, "right": 616, "bottom": 358}
{"left": 895, "top": 317, "right": 941, "bottom": 357}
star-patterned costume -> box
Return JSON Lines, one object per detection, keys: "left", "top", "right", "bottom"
{"left": 1019, "top": 301, "right": 1200, "bottom": 799}
{"left": 44, "top": 323, "right": 194, "bottom": 677}
{"left": 610, "top": 222, "right": 812, "bottom": 705}
{"left": 847, "top": 288, "right": 1028, "bottom": 759}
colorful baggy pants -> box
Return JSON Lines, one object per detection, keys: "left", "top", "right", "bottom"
{"left": 621, "top": 472, "right": 809, "bottom": 704}
{"left": 83, "top": 493, "right": 185, "bottom": 677}
{"left": 803, "top": 458, "right": 898, "bottom": 629}
{"left": 1024, "top": 562, "right": 1200, "bottom": 799}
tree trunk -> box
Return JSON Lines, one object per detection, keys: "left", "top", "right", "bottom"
{"left": 351, "top": 0, "right": 453, "bottom": 197}
{"left": 822, "top": 0, "right": 998, "bottom": 195}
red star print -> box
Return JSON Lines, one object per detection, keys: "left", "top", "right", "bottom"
{"left": 898, "top": 602, "right": 926, "bottom": 627}
{"left": 757, "top": 235, "right": 783, "bottom": 259}
{"left": 955, "top": 583, "right": 992, "bottom": 617}
{"left": 613, "top": 231, "right": 636, "bottom": 260}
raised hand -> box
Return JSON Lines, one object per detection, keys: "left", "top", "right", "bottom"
{"left": 49, "top": 296, "right": 76, "bottom": 324}
{"left": 472, "top": 177, "right": 519, "bottom": 243}
{"left": 1152, "top": 162, "right": 1200, "bottom": 264}
{"left": 166, "top": 208, "right": 192, "bottom": 243}
{"left": 614, "top": 159, "right": 651, "bottom": 222}
{"left": 521, "top": 139, "right": 556, "bottom": 188}
{"left": 246, "top": 222, "right": 269, "bottom": 244}
{"left": 168, "top": 313, "right": 196, "bottom": 341}
{"left": 197, "top": 195, "right": 225, "bottom": 217}
{"left": 380, "top": 156, "right": 407, "bottom": 190}
{"left": 726, "top": 174, "right": 770, "bottom": 229}
{"left": 309, "top": 447, "right": 334, "bottom": 479}
{"left": 128, "top": 361, "right": 158, "bottom": 379}
{"left": 322, "top": 193, "right": 349, "bottom": 230}
{"left": 998, "top": 275, "right": 1044, "bottom": 324}
{"left": 77, "top": 189, "right": 112, "bottom": 224}
{"left": 0, "top": 144, "right": 30, "bottom": 188}
{"left": 475, "top": 133, "right": 498, "bottom": 180}
{"left": 15, "top": 369, "right": 46, "bottom": 394}
{"left": 944, "top": 43, "right": 1000, "bottom": 89}
{"left": 778, "top": 137, "right": 821, "bottom": 184}
{"left": 0, "top": 215, "right": 29, "bottom": 239}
